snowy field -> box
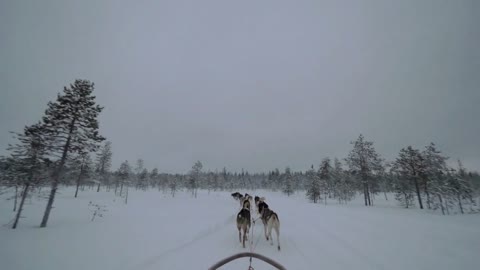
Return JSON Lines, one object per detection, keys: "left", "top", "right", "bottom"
{"left": 1, "top": 188, "right": 480, "bottom": 270}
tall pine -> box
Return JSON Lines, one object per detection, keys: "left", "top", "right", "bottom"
{"left": 40, "top": 79, "right": 105, "bottom": 227}
{"left": 392, "top": 146, "right": 425, "bottom": 209}
{"left": 283, "top": 167, "right": 294, "bottom": 196}
{"left": 306, "top": 165, "right": 320, "bottom": 203}
{"left": 345, "top": 134, "right": 383, "bottom": 206}
{"left": 319, "top": 158, "right": 332, "bottom": 204}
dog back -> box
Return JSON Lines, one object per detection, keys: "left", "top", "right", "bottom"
{"left": 258, "top": 201, "right": 269, "bottom": 214}
{"left": 236, "top": 208, "right": 251, "bottom": 226}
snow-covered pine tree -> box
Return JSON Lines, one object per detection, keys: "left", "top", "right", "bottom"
{"left": 39, "top": 79, "right": 105, "bottom": 227}
{"left": 422, "top": 143, "right": 448, "bottom": 209}
{"left": 169, "top": 174, "right": 178, "bottom": 197}
{"left": 282, "top": 167, "right": 294, "bottom": 196}
{"left": 134, "top": 159, "right": 144, "bottom": 190}
{"left": 428, "top": 169, "right": 452, "bottom": 215}
{"left": 318, "top": 158, "right": 332, "bottom": 204}
{"left": 392, "top": 173, "right": 415, "bottom": 208}
{"left": 392, "top": 146, "right": 426, "bottom": 209}
{"left": 332, "top": 158, "right": 354, "bottom": 203}
{"left": 95, "top": 141, "right": 112, "bottom": 192}
{"left": 117, "top": 160, "right": 132, "bottom": 197}
{"left": 189, "top": 161, "right": 202, "bottom": 197}
{"left": 448, "top": 161, "right": 475, "bottom": 214}
{"left": 221, "top": 167, "right": 230, "bottom": 190}
{"left": 70, "top": 151, "right": 93, "bottom": 198}
{"left": 345, "top": 134, "right": 383, "bottom": 206}
{"left": 138, "top": 168, "right": 149, "bottom": 191}
{"left": 150, "top": 168, "right": 159, "bottom": 189}
{"left": 306, "top": 165, "right": 320, "bottom": 203}
{"left": 7, "top": 123, "right": 49, "bottom": 229}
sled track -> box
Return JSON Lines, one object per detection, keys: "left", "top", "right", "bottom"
{"left": 128, "top": 214, "right": 235, "bottom": 270}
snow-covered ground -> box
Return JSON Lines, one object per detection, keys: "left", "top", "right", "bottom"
{"left": 1, "top": 188, "right": 479, "bottom": 270}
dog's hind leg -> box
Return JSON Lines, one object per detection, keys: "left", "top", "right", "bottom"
{"left": 242, "top": 226, "right": 247, "bottom": 248}
{"left": 267, "top": 222, "right": 274, "bottom": 246}
{"left": 238, "top": 227, "right": 241, "bottom": 243}
{"left": 274, "top": 224, "right": 280, "bottom": 251}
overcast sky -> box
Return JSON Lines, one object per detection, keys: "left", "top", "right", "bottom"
{"left": 1, "top": 0, "right": 479, "bottom": 173}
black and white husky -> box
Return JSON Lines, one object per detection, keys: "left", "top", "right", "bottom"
{"left": 236, "top": 202, "right": 251, "bottom": 248}
{"left": 260, "top": 206, "right": 281, "bottom": 251}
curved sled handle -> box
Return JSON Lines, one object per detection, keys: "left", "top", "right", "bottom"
{"left": 208, "top": 252, "right": 287, "bottom": 270}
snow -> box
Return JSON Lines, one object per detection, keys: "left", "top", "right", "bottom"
{"left": 1, "top": 188, "right": 479, "bottom": 270}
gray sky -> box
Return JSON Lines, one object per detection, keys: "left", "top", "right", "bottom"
{"left": 1, "top": 0, "right": 479, "bottom": 173}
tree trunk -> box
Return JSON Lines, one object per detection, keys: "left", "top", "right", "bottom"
{"left": 457, "top": 194, "right": 464, "bottom": 214}
{"left": 75, "top": 178, "right": 81, "bottom": 198}
{"left": 40, "top": 118, "right": 76, "bottom": 228}
{"left": 384, "top": 191, "right": 388, "bottom": 201}
{"left": 363, "top": 183, "right": 368, "bottom": 206}
{"left": 120, "top": 182, "right": 124, "bottom": 196}
{"left": 13, "top": 183, "right": 30, "bottom": 229}
{"left": 40, "top": 179, "right": 59, "bottom": 227}
{"left": 74, "top": 162, "right": 84, "bottom": 198}
{"left": 445, "top": 199, "right": 450, "bottom": 215}
{"left": 404, "top": 193, "right": 409, "bottom": 208}
{"left": 125, "top": 186, "right": 128, "bottom": 204}
{"left": 413, "top": 176, "right": 423, "bottom": 209}
{"left": 424, "top": 181, "right": 431, "bottom": 209}
{"left": 366, "top": 184, "right": 372, "bottom": 206}
{"left": 438, "top": 194, "right": 445, "bottom": 215}
{"left": 13, "top": 185, "right": 18, "bottom": 212}
{"left": 96, "top": 183, "right": 101, "bottom": 192}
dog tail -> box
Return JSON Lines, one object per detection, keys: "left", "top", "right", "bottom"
{"left": 272, "top": 213, "right": 280, "bottom": 226}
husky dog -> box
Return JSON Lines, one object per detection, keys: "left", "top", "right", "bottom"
{"left": 236, "top": 203, "right": 251, "bottom": 248}
{"left": 260, "top": 206, "right": 281, "bottom": 251}
{"left": 231, "top": 192, "right": 242, "bottom": 200}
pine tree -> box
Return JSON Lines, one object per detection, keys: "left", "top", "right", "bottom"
{"left": 150, "top": 168, "right": 159, "bottom": 189}
{"left": 422, "top": 143, "right": 448, "bottom": 209}
{"left": 392, "top": 146, "right": 426, "bottom": 209}
{"left": 134, "top": 159, "right": 144, "bottom": 190}
{"left": 319, "top": 158, "right": 332, "bottom": 204}
{"left": 332, "top": 158, "right": 354, "bottom": 203}
{"left": 189, "top": 161, "right": 202, "bottom": 197}
{"left": 6, "top": 124, "right": 49, "bottom": 229}
{"left": 306, "top": 165, "right": 320, "bottom": 203}
{"left": 95, "top": 141, "right": 112, "bottom": 192}
{"left": 117, "top": 160, "right": 131, "bottom": 197}
{"left": 70, "top": 151, "right": 93, "bottom": 198}
{"left": 448, "top": 161, "right": 475, "bottom": 214}
{"left": 392, "top": 173, "right": 415, "bottom": 208}
{"left": 345, "top": 134, "right": 383, "bottom": 206}
{"left": 282, "top": 167, "right": 294, "bottom": 196}
{"left": 138, "top": 168, "right": 149, "bottom": 191}
{"left": 39, "top": 79, "right": 105, "bottom": 227}
{"left": 169, "top": 174, "right": 178, "bottom": 197}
